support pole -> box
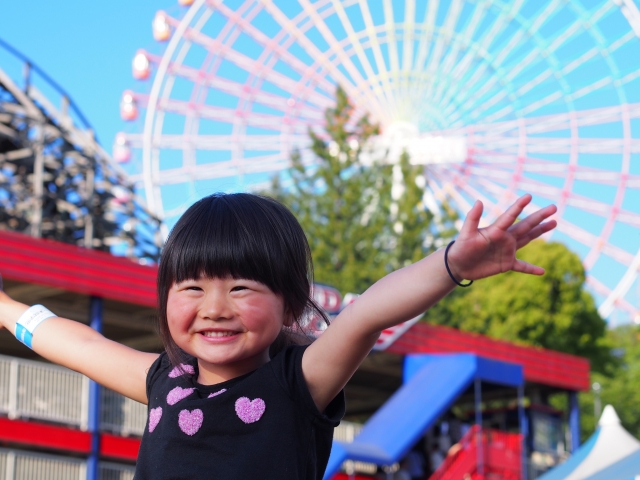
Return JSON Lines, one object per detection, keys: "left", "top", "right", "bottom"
{"left": 87, "top": 296, "right": 103, "bottom": 480}
{"left": 569, "top": 391, "right": 580, "bottom": 452}
{"left": 474, "top": 379, "right": 484, "bottom": 476}
{"left": 30, "top": 122, "right": 45, "bottom": 239}
{"left": 518, "top": 386, "right": 528, "bottom": 480}
{"left": 83, "top": 160, "right": 95, "bottom": 249}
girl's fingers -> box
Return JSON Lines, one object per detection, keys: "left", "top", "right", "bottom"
{"left": 512, "top": 259, "right": 545, "bottom": 276}
{"left": 492, "top": 195, "right": 532, "bottom": 231}
{"left": 509, "top": 204, "right": 557, "bottom": 237}
{"left": 515, "top": 220, "right": 557, "bottom": 249}
{"left": 459, "top": 201, "right": 483, "bottom": 237}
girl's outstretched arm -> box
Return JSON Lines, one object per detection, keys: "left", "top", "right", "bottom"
{"left": 302, "top": 194, "right": 557, "bottom": 411}
{"left": 0, "top": 292, "right": 157, "bottom": 404}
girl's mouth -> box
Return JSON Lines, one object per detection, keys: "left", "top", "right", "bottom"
{"left": 200, "top": 330, "right": 239, "bottom": 338}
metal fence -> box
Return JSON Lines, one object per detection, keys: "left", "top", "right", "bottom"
{"left": 334, "top": 420, "right": 363, "bottom": 443}
{"left": 99, "top": 462, "right": 136, "bottom": 480}
{"left": 0, "top": 448, "right": 85, "bottom": 480}
{"left": 0, "top": 354, "right": 88, "bottom": 429}
{"left": 0, "top": 449, "right": 136, "bottom": 480}
{"left": 0, "top": 354, "right": 147, "bottom": 436}
{"left": 101, "top": 389, "right": 147, "bottom": 437}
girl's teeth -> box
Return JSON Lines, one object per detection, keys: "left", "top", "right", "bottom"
{"left": 202, "top": 331, "right": 236, "bottom": 337}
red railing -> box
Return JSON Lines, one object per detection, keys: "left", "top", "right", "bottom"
{"left": 429, "top": 426, "right": 522, "bottom": 480}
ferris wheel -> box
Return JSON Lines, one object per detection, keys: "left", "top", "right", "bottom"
{"left": 117, "top": 0, "right": 640, "bottom": 323}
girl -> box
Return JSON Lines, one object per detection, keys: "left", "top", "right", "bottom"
{"left": 0, "top": 192, "right": 556, "bottom": 479}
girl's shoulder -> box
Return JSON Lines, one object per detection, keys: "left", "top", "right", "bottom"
{"left": 269, "top": 344, "right": 345, "bottom": 426}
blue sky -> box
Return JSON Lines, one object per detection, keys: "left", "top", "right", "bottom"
{"left": 0, "top": 0, "right": 172, "bottom": 146}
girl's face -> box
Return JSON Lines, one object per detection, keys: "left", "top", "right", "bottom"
{"left": 167, "top": 276, "right": 291, "bottom": 385}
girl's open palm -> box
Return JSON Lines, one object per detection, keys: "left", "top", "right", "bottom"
{"left": 447, "top": 194, "right": 557, "bottom": 281}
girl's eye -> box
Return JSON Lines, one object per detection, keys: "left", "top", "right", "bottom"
{"left": 231, "top": 286, "right": 248, "bottom": 292}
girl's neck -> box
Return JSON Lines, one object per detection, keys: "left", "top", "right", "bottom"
{"left": 196, "top": 351, "right": 271, "bottom": 385}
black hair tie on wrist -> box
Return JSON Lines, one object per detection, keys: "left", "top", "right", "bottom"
{"left": 445, "top": 241, "right": 473, "bottom": 287}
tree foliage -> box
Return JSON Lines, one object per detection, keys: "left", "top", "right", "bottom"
{"left": 574, "top": 325, "right": 640, "bottom": 440}
{"left": 425, "top": 240, "right": 612, "bottom": 370}
{"left": 269, "top": 86, "right": 456, "bottom": 295}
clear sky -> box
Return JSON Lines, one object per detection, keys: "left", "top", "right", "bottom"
{"left": 0, "top": 0, "right": 174, "bottom": 146}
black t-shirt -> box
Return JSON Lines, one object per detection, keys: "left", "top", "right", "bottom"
{"left": 135, "top": 345, "right": 345, "bottom": 479}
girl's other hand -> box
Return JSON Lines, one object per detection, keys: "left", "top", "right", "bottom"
{"left": 447, "top": 194, "right": 557, "bottom": 281}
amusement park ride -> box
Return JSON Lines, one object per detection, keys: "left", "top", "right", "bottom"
{"left": 0, "top": 40, "right": 162, "bottom": 263}
{"left": 116, "top": 0, "right": 640, "bottom": 326}
{"left": 0, "top": 0, "right": 639, "bottom": 479}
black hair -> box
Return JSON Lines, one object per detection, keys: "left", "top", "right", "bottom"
{"left": 157, "top": 193, "right": 329, "bottom": 367}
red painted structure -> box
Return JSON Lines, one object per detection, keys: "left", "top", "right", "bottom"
{"left": 0, "top": 229, "right": 590, "bottom": 464}
{"left": 0, "top": 417, "right": 91, "bottom": 454}
{"left": 0, "top": 229, "right": 157, "bottom": 308}
{"left": 430, "top": 426, "right": 522, "bottom": 480}
{"left": 388, "top": 323, "right": 590, "bottom": 392}
{"left": 0, "top": 417, "right": 139, "bottom": 460}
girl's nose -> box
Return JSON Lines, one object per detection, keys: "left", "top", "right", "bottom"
{"left": 200, "top": 292, "right": 232, "bottom": 320}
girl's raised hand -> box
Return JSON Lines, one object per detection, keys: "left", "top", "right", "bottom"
{"left": 447, "top": 194, "right": 557, "bottom": 281}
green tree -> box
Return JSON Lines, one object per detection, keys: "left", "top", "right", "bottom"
{"left": 576, "top": 325, "right": 640, "bottom": 440}
{"left": 269, "top": 86, "right": 456, "bottom": 295}
{"left": 425, "top": 240, "right": 612, "bottom": 371}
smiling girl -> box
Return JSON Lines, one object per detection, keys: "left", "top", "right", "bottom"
{"left": 0, "top": 192, "right": 556, "bottom": 479}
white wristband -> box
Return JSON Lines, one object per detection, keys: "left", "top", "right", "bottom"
{"left": 15, "top": 305, "right": 56, "bottom": 349}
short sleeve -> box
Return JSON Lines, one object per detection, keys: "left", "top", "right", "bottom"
{"left": 146, "top": 352, "right": 171, "bottom": 401}
{"left": 269, "top": 345, "right": 345, "bottom": 428}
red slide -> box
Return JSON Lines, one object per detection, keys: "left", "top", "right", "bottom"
{"left": 429, "top": 426, "right": 522, "bottom": 480}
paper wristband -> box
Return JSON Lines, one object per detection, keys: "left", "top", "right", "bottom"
{"left": 15, "top": 305, "right": 57, "bottom": 349}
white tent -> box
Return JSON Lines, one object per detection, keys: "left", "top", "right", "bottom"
{"left": 538, "top": 405, "right": 640, "bottom": 480}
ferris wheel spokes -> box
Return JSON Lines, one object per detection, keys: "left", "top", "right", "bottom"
{"left": 119, "top": 0, "right": 640, "bottom": 323}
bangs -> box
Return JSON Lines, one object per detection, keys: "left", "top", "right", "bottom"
{"left": 161, "top": 193, "right": 306, "bottom": 294}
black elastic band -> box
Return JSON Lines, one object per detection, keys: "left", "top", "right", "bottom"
{"left": 445, "top": 241, "right": 473, "bottom": 287}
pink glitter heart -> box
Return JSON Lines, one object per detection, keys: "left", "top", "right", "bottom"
{"left": 178, "top": 409, "right": 203, "bottom": 436}
{"left": 208, "top": 388, "right": 227, "bottom": 398}
{"left": 148, "top": 407, "right": 162, "bottom": 433}
{"left": 168, "top": 364, "right": 195, "bottom": 378}
{"left": 235, "top": 397, "right": 266, "bottom": 424}
{"left": 167, "top": 386, "right": 195, "bottom": 405}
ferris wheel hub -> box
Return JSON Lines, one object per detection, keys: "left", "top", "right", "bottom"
{"left": 364, "top": 122, "right": 467, "bottom": 166}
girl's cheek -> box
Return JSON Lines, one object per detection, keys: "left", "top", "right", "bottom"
{"left": 244, "top": 302, "right": 286, "bottom": 332}
{"left": 166, "top": 297, "right": 194, "bottom": 328}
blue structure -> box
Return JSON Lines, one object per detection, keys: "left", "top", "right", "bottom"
{"left": 569, "top": 392, "right": 581, "bottom": 451}
{"left": 539, "top": 405, "right": 640, "bottom": 480}
{"left": 323, "top": 354, "right": 524, "bottom": 480}
{"left": 87, "top": 297, "right": 103, "bottom": 480}
{"left": 584, "top": 450, "right": 640, "bottom": 480}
